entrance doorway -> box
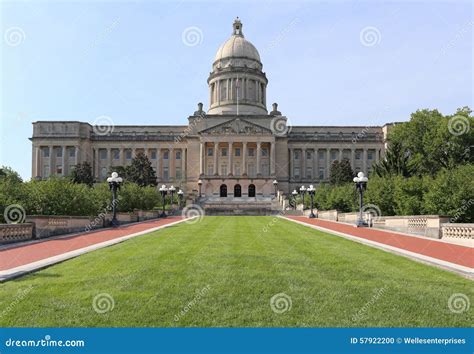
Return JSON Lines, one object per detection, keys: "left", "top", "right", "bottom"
{"left": 234, "top": 184, "right": 242, "bottom": 197}
{"left": 248, "top": 184, "right": 256, "bottom": 197}
{"left": 220, "top": 184, "right": 227, "bottom": 197}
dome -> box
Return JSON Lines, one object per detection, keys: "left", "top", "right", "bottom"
{"left": 213, "top": 18, "right": 261, "bottom": 63}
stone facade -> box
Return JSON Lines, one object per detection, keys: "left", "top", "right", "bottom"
{"left": 30, "top": 18, "right": 391, "bottom": 198}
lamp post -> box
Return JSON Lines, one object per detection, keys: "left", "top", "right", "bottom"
{"left": 159, "top": 184, "right": 168, "bottom": 218}
{"left": 307, "top": 184, "right": 316, "bottom": 218}
{"left": 169, "top": 185, "right": 176, "bottom": 213}
{"left": 353, "top": 171, "right": 368, "bottom": 227}
{"left": 273, "top": 180, "right": 278, "bottom": 198}
{"left": 299, "top": 185, "right": 307, "bottom": 210}
{"left": 291, "top": 189, "right": 298, "bottom": 210}
{"left": 198, "top": 179, "right": 203, "bottom": 198}
{"left": 107, "top": 172, "right": 123, "bottom": 227}
{"left": 177, "top": 189, "right": 184, "bottom": 209}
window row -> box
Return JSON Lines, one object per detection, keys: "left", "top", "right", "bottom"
{"left": 207, "top": 147, "right": 268, "bottom": 157}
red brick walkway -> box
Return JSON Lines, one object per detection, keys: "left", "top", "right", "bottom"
{"left": 285, "top": 216, "right": 473, "bottom": 269}
{"left": 0, "top": 217, "right": 183, "bottom": 271}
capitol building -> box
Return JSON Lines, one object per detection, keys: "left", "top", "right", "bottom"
{"left": 30, "top": 18, "right": 391, "bottom": 200}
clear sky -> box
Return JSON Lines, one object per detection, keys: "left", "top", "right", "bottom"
{"left": 1, "top": 0, "right": 472, "bottom": 180}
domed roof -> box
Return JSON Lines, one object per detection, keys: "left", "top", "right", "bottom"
{"left": 214, "top": 18, "right": 261, "bottom": 63}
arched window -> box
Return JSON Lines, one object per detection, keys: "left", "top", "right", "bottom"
{"left": 234, "top": 184, "right": 242, "bottom": 198}
{"left": 220, "top": 184, "right": 227, "bottom": 198}
{"left": 248, "top": 184, "right": 256, "bottom": 197}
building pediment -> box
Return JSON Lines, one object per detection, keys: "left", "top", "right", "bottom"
{"left": 200, "top": 118, "right": 273, "bottom": 135}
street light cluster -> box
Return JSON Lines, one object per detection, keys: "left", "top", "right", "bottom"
{"left": 159, "top": 184, "right": 184, "bottom": 218}
{"left": 289, "top": 171, "right": 369, "bottom": 223}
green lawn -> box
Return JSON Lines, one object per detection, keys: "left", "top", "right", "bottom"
{"left": 0, "top": 216, "right": 472, "bottom": 327}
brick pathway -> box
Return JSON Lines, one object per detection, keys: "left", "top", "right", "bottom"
{"left": 285, "top": 216, "right": 473, "bottom": 270}
{"left": 0, "top": 217, "right": 183, "bottom": 272}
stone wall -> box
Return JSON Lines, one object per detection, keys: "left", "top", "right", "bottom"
{"left": 441, "top": 223, "right": 473, "bottom": 240}
{"left": 26, "top": 215, "right": 99, "bottom": 239}
{"left": 0, "top": 223, "right": 34, "bottom": 244}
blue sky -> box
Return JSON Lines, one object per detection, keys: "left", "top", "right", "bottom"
{"left": 1, "top": 0, "right": 472, "bottom": 180}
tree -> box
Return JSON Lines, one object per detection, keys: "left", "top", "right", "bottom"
{"left": 70, "top": 162, "right": 94, "bottom": 186}
{"left": 126, "top": 152, "right": 157, "bottom": 187}
{"left": 329, "top": 159, "right": 353, "bottom": 185}
{"left": 372, "top": 141, "right": 415, "bottom": 177}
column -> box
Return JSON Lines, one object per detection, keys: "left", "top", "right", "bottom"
{"left": 49, "top": 145, "right": 54, "bottom": 176}
{"left": 256, "top": 142, "right": 261, "bottom": 176}
{"left": 314, "top": 148, "right": 319, "bottom": 180}
{"left": 213, "top": 143, "right": 218, "bottom": 175}
{"left": 107, "top": 148, "right": 111, "bottom": 169}
{"left": 228, "top": 142, "right": 232, "bottom": 175}
{"left": 270, "top": 142, "right": 275, "bottom": 176}
{"left": 199, "top": 143, "right": 204, "bottom": 176}
{"left": 242, "top": 142, "right": 247, "bottom": 176}
{"left": 227, "top": 78, "right": 231, "bottom": 100}
{"left": 351, "top": 149, "right": 355, "bottom": 170}
{"left": 182, "top": 148, "right": 186, "bottom": 179}
{"left": 61, "top": 146, "right": 66, "bottom": 176}
{"left": 156, "top": 148, "right": 161, "bottom": 179}
{"left": 34, "top": 146, "right": 40, "bottom": 177}
{"left": 289, "top": 148, "right": 293, "bottom": 179}
{"left": 132, "top": 148, "right": 137, "bottom": 159}
{"left": 170, "top": 148, "right": 175, "bottom": 179}
{"left": 75, "top": 146, "right": 79, "bottom": 165}
{"left": 120, "top": 148, "right": 125, "bottom": 166}
{"left": 301, "top": 148, "right": 306, "bottom": 180}
{"left": 94, "top": 148, "right": 99, "bottom": 179}
{"left": 217, "top": 80, "right": 221, "bottom": 104}
{"left": 339, "top": 148, "right": 343, "bottom": 161}
{"left": 326, "top": 148, "right": 331, "bottom": 179}
{"left": 363, "top": 149, "right": 368, "bottom": 174}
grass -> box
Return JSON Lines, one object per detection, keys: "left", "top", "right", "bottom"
{"left": 0, "top": 216, "right": 472, "bottom": 327}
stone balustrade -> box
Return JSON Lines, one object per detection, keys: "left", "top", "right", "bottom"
{"left": 441, "top": 224, "right": 473, "bottom": 240}
{"left": 0, "top": 223, "right": 34, "bottom": 244}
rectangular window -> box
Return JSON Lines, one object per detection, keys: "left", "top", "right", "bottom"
{"left": 56, "top": 148, "right": 62, "bottom": 158}
{"left": 221, "top": 165, "right": 227, "bottom": 176}
{"left": 163, "top": 151, "right": 169, "bottom": 159}
{"left": 248, "top": 164, "right": 255, "bottom": 177}
{"left": 100, "top": 149, "right": 107, "bottom": 160}
{"left": 306, "top": 167, "right": 312, "bottom": 179}
{"left": 163, "top": 167, "right": 169, "bottom": 180}
{"left": 221, "top": 148, "right": 227, "bottom": 157}
{"left": 331, "top": 151, "right": 337, "bottom": 160}
{"left": 355, "top": 151, "right": 361, "bottom": 160}
{"left": 319, "top": 168, "right": 325, "bottom": 180}
{"left": 151, "top": 150, "right": 157, "bottom": 160}
{"left": 126, "top": 150, "right": 132, "bottom": 160}
{"left": 235, "top": 165, "right": 240, "bottom": 176}
{"left": 318, "top": 151, "right": 324, "bottom": 160}
{"left": 207, "top": 148, "right": 213, "bottom": 156}
{"left": 294, "top": 151, "right": 300, "bottom": 160}
{"left": 43, "top": 147, "right": 50, "bottom": 158}
{"left": 207, "top": 165, "right": 213, "bottom": 176}
{"left": 176, "top": 167, "right": 182, "bottom": 179}
{"left": 294, "top": 167, "right": 300, "bottom": 179}
{"left": 113, "top": 149, "right": 120, "bottom": 160}
{"left": 306, "top": 151, "right": 312, "bottom": 160}
{"left": 56, "top": 164, "right": 62, "bottom": 175}
{"left": 69, "top": 148, "right": 76, "bottom": 158}
{"left": 248, "top": 148, "right": 254, "bottom": 157}
{"left": 235, "top": 148, "right": 241, "bottom": 157}
{"left": 176, "top": 151, "right": 181, "bottom": 160}
{"left": 43, "top": 165, "right": 50, "bottom": 178}
{"left": 262, "top": 148, "right": 268, "bottom": 157}
{"left": 368, "top": 151, "right": 373, "bottom": 160}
